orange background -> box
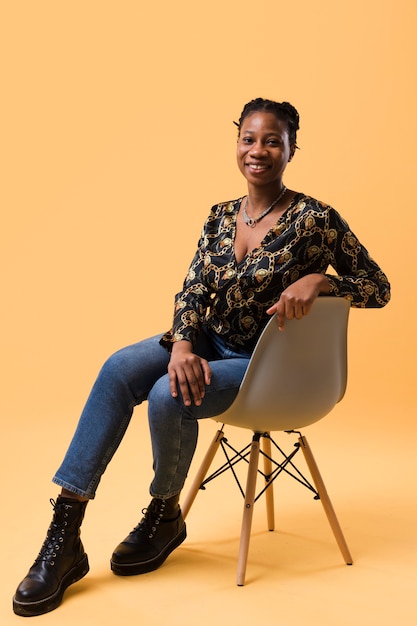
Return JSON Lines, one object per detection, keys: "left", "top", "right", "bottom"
{"left": 1, "top": 1, "right": 416, "bottom": 625}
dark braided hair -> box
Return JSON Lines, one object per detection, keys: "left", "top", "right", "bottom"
{"left": 234, "top": 98, "right": 300, "bottom": 147}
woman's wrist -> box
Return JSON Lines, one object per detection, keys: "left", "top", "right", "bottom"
{"left": 316, "top": 274, "right": 331, "bottom": 294}
{"left": 171, "top": 339, "right": 193, "bottom": 356}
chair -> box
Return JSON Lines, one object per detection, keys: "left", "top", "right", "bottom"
{"left": 182, "top": 296, "right": 353, "bottom": 585}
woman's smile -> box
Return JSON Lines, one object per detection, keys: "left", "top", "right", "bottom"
{"left": 246, "top": 163, "right": 271, "bottom": 171}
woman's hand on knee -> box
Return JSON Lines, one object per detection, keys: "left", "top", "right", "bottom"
{"left": 168, "top": 341, "right": 212, "bottom": 407}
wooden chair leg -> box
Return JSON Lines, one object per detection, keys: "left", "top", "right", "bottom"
{"left": 182, "top": 428, "right": 225, "bottom": 519}
{"left": 261, "top": 433, "right": 275, "bottom": 531}
{"left": 236, "top": 433, "right": 261, "bottom": 586}
{"left": 298, "top": 435, "right": 353, "bottom": 565}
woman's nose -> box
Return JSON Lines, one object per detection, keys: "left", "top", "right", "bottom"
{"left": 249, "top": 141, "right": 267, "bottom": 156}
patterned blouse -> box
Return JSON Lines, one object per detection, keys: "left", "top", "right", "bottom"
{"left": 161, "top": 193, "right": 391, "bottom": 354}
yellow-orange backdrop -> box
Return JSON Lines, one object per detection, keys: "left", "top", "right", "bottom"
{"left": 1, "top": 0, "right": 415, "bottom": 429}
{"left": 1, "top": 2, "right": 417, "bottom": 625}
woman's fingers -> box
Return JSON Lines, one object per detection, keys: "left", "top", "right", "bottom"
{"left": 267, "top": 276, "right": 322, "bottom": 330}
{"left": 168, "top": 354, "right": 211, "bottom": 407}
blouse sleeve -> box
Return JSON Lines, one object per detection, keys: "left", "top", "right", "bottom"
{"left": 159, "top": 229, "right": 212, "bottom": 350}
{"left": 324, "top": 208, "right": 391, "bottom": 308}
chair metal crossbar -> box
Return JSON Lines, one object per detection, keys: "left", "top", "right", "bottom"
{"left": 196, "top": 428, "right": 318, "bottom": 504}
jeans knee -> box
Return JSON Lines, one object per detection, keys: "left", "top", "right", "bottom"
{"left": 94, "top": 347, "right": 145, "bottom": 401}
{"left": 148, "top": 376, "right": 177, "bottom": 416}
{"left": 99, "top": 349, "right": 128, "bottom": 383}
{"left": 148, "top": 376, "right": 202, "bottom": 427}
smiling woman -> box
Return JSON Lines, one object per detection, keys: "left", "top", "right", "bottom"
{"left": 13, "top": 97, "right": 390, "bottom": 617}
{"left": 234, "top": 103, "right": 298, "bottom": 263}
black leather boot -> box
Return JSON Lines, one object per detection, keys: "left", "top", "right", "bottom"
{"left": 13, "top": 496, "right": 89, "bottom": 617}
{"left": 111, "top": 494, "right": 186, "bottom": 576}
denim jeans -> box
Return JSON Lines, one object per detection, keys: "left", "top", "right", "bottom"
{"left": 52, "top": 329, "right": 251, "bottom": 500}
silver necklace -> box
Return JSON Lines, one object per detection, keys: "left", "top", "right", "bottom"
{"left": 242, "top": 186, "right": 287, "bottom": 228}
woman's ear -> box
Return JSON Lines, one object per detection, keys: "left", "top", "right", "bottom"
{"left": 288, "top": 144, "right": 297, "bottom": 162}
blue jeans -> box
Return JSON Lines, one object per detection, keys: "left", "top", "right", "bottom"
{"left": 53, "top": 329, "right": 250, "bottom": 500}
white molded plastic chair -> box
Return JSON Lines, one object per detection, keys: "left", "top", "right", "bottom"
{"left": 182, "top": 296, "right": 353, "bottom": 585}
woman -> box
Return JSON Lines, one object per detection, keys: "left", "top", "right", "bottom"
{"left": 13, "top": 98, "right": 390, "bottom": 616}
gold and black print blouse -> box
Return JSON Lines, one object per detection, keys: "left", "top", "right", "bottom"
{"left": 161, "top": 193, "right": 391, "bottom": 354}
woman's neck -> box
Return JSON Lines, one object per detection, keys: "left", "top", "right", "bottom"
{"left": 246, "top": 184, "right": 287, "bottom": 216}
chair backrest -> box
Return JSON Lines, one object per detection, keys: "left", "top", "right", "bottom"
{"left": 218, "top": 297, "right": 350, "bottom": 432}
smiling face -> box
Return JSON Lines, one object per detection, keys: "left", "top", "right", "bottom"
{"left": 236, "top": 111, "right": 296, "bottom": 191}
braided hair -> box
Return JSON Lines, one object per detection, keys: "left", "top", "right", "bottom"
{"left": 234, "top": 98, "right": 300, "bottom": 147}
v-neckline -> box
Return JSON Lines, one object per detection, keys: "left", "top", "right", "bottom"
{"left": 232, "top": 192, "right": 303, "bottom": 267}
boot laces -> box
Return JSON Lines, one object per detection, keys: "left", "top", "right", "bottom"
{"left": 131, "top": 499, "right": 166, "bottom": 540}
{"left": 35, "top": 499, "right": 72, "bottom": 567}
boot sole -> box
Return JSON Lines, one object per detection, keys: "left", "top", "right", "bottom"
{"left": 13, "top": 554, "right": 89, "bottom": 617}
{"left": 110, "top": 524, "right": 187, "bottom": 576}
